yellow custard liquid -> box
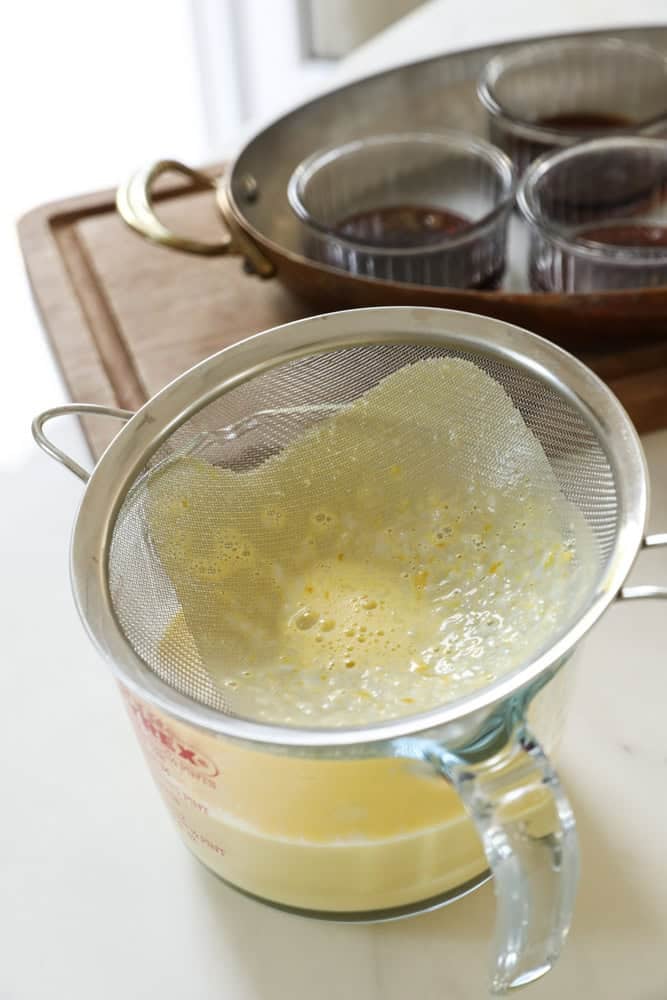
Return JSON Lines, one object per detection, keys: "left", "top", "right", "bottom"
{"left": 127, "top": 668, "right": 570, "bottom": 912}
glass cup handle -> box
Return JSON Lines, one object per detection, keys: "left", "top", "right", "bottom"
{"left": 424, "top": 725, "right": 578, "bottom": 994}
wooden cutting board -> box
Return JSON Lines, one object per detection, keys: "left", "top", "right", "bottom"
{"left": 18, "top": 168, "right": 667, "bottom": 459}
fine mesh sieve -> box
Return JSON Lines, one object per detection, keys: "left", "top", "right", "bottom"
{"left": 105, "top": 336, "right": 619, "bottom": 723}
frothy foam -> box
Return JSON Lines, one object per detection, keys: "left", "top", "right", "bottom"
{"left": 150, "top": 357, "right": 596, "bottom": 725}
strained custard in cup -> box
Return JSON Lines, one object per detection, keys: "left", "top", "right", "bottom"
{"left": 148, "top": 357, "right": 595, "bottom": 726}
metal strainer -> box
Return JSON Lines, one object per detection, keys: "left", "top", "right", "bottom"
{"left": 34, "top": 308, "right": 666, "bottom": 993}
{"left": 109, "top": 340, "right": 613, "bottom": 722}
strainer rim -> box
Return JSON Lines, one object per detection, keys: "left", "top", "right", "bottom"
{"left": 70, "top": 307, "right": 647, "bottom": 749}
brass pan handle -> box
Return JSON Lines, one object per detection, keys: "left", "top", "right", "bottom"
{"left": 116, "top": 159, "right": 275, "bottom": 275}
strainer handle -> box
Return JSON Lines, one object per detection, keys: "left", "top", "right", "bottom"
{"left": 422, "top": 724, "right": 577, "bottom": 994}
{"left": 618, "top": 534, "right": 667, "bottom": 600}
{"left": 32, "top": 404, "right": 134, "bottom": 483}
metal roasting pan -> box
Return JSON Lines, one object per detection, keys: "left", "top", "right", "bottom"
{"left": 118, "top": 25, "right": 667, "bottom": 348}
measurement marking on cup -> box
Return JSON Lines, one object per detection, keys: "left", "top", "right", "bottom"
{"left": 122, "top": 690, "right": 220, "bottom": 784}
{"left": 173, "top": 813, "right": 225, "bottom": 857}
{"left": 162, "top": 783, "right": 210, "bottom": 816}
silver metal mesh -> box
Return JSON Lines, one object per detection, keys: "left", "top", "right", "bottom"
{"left": 108, "top": 342, "right": 617, "bottom": 716}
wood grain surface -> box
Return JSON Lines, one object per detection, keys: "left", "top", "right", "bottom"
{"left": 18, "top": 171, "right": 667, "bottom": 459}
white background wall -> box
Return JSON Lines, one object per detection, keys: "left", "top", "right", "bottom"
{"left": 0, "top": 1, "right": 212, "bottom": 458}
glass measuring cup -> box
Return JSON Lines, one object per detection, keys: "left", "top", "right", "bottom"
{"left": 32, "top": 307, "right": 666, "bottom": 992}
{"left": 117, "top": 661, "right": 574, "bottom": 916}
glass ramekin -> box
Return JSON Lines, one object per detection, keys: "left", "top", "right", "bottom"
{"left": 478, "top": 38, "right": 667, "bottom": 173}
{"left": 517, "top": 136, "right": 667, "bottom": 292}
{"left": 287, "top": 132, "right": 516, "bottom": 289}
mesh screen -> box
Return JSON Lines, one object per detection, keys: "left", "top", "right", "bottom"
{"left": 108, "top": 343, "right": 617, "bottom": 721}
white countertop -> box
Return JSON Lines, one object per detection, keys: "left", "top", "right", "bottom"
{"left": 4, "top": 3, "right": 667, "bottom": 998}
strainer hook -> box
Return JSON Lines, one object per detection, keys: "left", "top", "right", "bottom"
{"left": 32, "top": 404, "right": 133, "bottom": 483}
{"left": 619, "top": 533, "right": 667, "bottom": 601}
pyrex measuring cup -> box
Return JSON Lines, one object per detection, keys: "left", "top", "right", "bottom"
{"left": 33, "top": 307, "right": 667, "bottom": 993}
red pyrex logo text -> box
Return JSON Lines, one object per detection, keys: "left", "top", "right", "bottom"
{"left": 125, "top": 693, "right": 219, "bottom": 780}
